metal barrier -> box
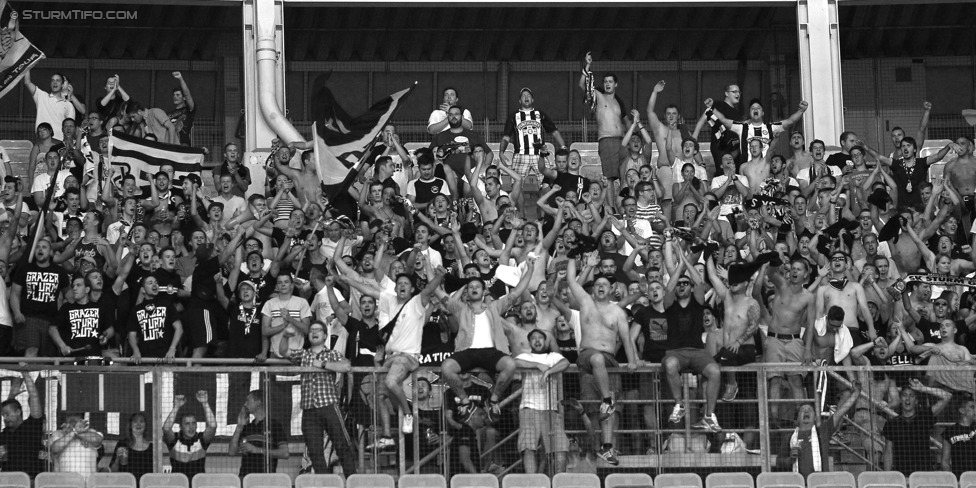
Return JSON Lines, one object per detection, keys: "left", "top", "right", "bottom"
{"left": 2, "top": 360, "right": 973, "bottom": 480}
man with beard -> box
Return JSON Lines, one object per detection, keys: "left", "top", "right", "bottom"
{"left": 429, "top": 105, "right": 489, "bottom": 193}
{"left": 128, "top": 274, "right": 183, "bottom": 361}
{"left": 816, "top": 250, "right": 876, "bottom": 346}
{"left": 51, "top": 275, "right": 114, "bottom": 358}
{"left": 514, "top": 329, "right": 571, "bottom": 474}
{"left": 764, "top": 257, "right": 815, "bottom": 423}
{"left": 10, "top": 238, "right": 71, "bottom": 357}
{"left": 566, "top": 259, "right": 641, "bottom": 466}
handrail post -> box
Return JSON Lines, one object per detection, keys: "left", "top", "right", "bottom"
{"left": 757, "top": 367, "right": 771, "bottom": 472}
{"left": 152, "top": 366, "right": 164, "bottom": 473}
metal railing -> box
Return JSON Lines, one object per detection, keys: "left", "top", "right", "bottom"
{"left": 2, "top": 359, "right": 972, "bottom": 479}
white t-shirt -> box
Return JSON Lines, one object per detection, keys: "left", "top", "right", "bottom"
{"left": 671, "top": 158, "right": 708, "bottom": 184}
{"left": 470, "top": 312, "right": 495, "bottom": 349}
{"left": 797, "top": 165, "right": 842, "bottom": 187}
{"left": 212, "top": 194, "right": 247, "bottom": 227}
{"left": 710, "top": 174, "right": 750, "bottom": 216}
{"left": 262, "top": 295, "right": 312, "bottom": 358}
{"left": 31, "top": 172, "right": 71, "bottom": 199}
{"left": 428, "top": 109, "right": 474, "bottom": 133}
{"left": 32, "top": 88, "right": 75, "bottom": 141}
{"left": 419, "top": 246, "right": 443, "bottom": 270}
{"left": 310, "top": 286, "right": 339, "bottom": 323}
{"left": 378, "top": 293, "right": 427, "bottom": 355}
{"left": 516, "top": 352, "right": 565, "bottom": 410}
{"left": 0, "top": 280, "right": 12, "bottom": 327}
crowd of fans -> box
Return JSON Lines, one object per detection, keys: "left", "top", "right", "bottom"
{"left": 0, "top": 54, "right": 976, "bottom": 480}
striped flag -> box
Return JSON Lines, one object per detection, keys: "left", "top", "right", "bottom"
{"left": 313, "top": 82, "right": 416, "bottom": 200}
{"left": 0, "top": 1, "right": 45, "bottom": 100}
{"left": 108, "top": 129, "right": 205, "bottom": 194}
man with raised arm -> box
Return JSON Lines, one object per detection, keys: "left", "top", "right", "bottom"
{"left": 0, "top": 372, "right": 45, "bottom": 477}
{"left": 712, "top": 98, "right": 808, "bottom": 165}
{"left": 579, "top": 52, "right": 629, "bottom": 182}
{"left": 765, "top": 257, "right": 816, "bottom": 424}
{"left": 566, "top": 258, "right": 641, "bottom": 466}
{"left": 162, "top": 390, "right": 218, "bottom": 477}
{"left": 438, "top": 258, "right": 536, "bottom": 426}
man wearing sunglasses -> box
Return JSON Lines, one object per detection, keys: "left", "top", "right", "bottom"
{"left": 815, "top": 250, "right": 876, "bottom": 347}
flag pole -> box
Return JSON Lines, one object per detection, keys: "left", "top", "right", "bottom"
{"left": 325, "top": 81, "right": 419, "bottom": 202}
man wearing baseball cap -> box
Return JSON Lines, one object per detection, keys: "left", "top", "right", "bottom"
{"left": 499, "top": 87, "right": 567, "bottom": 180}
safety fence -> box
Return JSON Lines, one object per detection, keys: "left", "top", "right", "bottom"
{"left": 2, "top": 360, "right": 973, "bottom": 480}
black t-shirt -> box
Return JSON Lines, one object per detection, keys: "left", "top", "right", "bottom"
{"left": 227, "top": 303, "right": 263, "bottom": 358}
{"left": 0, "top": 416, "right": 45, "bottom": 477}
{"left": 634, "top": 304, "right": 669, "bottom": 362}
{"left": 112, "top": 439, "right": 154, "bottom": 479}
{"left": 168, "top": 105, "right": 196, "bottom": 146}
{"left": 99, "top": 94, "right": 126, "bottom": 121}
{"left": 166, "top": 432, "right": 210, "bottom": 477}
{"left": 825, "top": 152, "right": 853, "bottom": 171}
{"left": 12, "top": 262, "right": 70, "bottom": 318}
{"left": 429, "top": 129, "right": 485, "bottom": 179}
{"left": 555, "top": 336, "right": 578, "bottom": 364}
{"left": 547, "top": 172, "right": 592, "bottom": 206}
{"left": 127, "top": 299, "right": 179, "bottom": 357}
{"left": 665, "top": 297, "right": 706, "bottom": 350}
{"left": 238, "top": 418, "right": 286, "bottom": 477}
{"left": 410, "top": 178, "right": 449, "bottom": 206}
{"left": 56, "top": 301, "right": 114, "bottom": 355}
{"left": 944, "top": 422, "right": 976, "bottom": 475}
{"left": 918, "top": 318, "right": 966, "bottom": 345}
{"left": 344, "top": 317, "right": 382, "bottom": 364}
{"left": 890, "top": 157, "right": 931, "bottom": 209}
{"left": 882, "top": 408, "right": 937, "bottom": 475}
{"left": 190, "top": 257, "right": 221, "bottom": 303}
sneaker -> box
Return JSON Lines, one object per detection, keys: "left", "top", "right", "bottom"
{"left": 599, "top": 401, "right": 615, "bottom": 421}
{"left": 597, "top": 445, "right": 620, "bottom": 466}
{"left": 485, "top": 399, "right": 502, "bottom": 424}
{"left": 366, "top": 436, "right": 395, "bottom": 450}
{"left": 457, "top": 401, "right": 476, "bottom": 422}
{"left": 721, "top": 384, "right": 739, "bottom": 402}
{"left": 401, "top": 413, "right": 414, "bottom": 434}
{"left": 484, "top": 462, "right": 505, "bottom": 475}
{"left": 702, "top": 414, "right": 722, "bottom": 432}
{"left": 668, "top": 404, "right": 686, "bottom": 424}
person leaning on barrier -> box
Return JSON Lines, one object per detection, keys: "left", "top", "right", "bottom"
{"left": 162, "top": 390, "right": 218, "bottom": 478}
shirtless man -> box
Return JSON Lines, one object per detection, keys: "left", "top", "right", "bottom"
{"left": 765, "top": 257, "right": 816, "bottom": 423}
{"left": 566, "top": 259, "right": 641, "bottom": 466}
{"left": 810, "top": 306, "right": 855, "bottom": 367}
{"left": 941, "top": 136, "right": 976, "bottom": 232}
{"left": 815, "top": 250, "right": 876, "bottom": 346}
{"left": 648, "top": 82, "right": 697, "bottom": 175}
{"left": 506, "top": 300, "right": 559, "bottom": 357}
{"left": 787, "top": 131, "right": 814, "bottom": 178}
{"left": 532, "top": 281, "right": 570, "bottom": 335}
{"left": 579, "top": 53, "right": 629, "bottom": 183}
{"left": 705, "top": 255, "right": 771, "bottom": 401}
{"left": 275, "top": 144, "right": 320, "bottom": 205}
{"left": 739, "top": 137, "right": 781, "bottom": 195}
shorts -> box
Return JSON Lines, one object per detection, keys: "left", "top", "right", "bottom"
{"left": 183, "top": 306, "right": 228, "bottom": 349}
{"left": 518, "top": 409, "right": 569, "bottom": 453}
{"left": 663, "top": 348, "right": 716, "bottom": 375}
{"left": 449, "top": 348, "right": 508, "bottom": 373}
{"left": 714, "top": 345, "right": 757, "bottom": 367}
{"left": 14, "top": 315, "right": 53, "bottom": 352}
{"left": 379, "top": 352, "right": 420, "bottom": 392}
{"left": 763, "top": 336, "right": 808, "bottom": 378}
{"left": 577, "top": 348, "right": 618, "bottom": 375}
{"left": 510, "top": 153, "right": 540, "bottom": 179}
{"left": 598, "top": 137, "right": 625, "bottom": 179}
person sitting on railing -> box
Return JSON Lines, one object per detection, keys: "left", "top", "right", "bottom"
{"left": 774, "top": 379, "right": 860, "bottom": 476}
{"left": 49, "top": 412, "right": 103, "bottom": 478}
{"left": 882, "top": 378, "right": 952, "bottom": 476}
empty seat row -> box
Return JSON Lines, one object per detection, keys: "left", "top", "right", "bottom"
{"left": 1, "top": 471, "right": 973, "bottom": 488}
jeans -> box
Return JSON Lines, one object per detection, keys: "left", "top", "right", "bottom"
{"left": 301, "top": 404, "right": 357, "bottom": 476}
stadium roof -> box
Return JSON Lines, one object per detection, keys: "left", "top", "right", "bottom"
{"left": 14, "top": 1, "right": 976, "bottom": 61}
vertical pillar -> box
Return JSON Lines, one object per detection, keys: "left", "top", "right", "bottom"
{"left": 242, "top": 0, "right": 286, "bottom": 152}
{"left": 797, "top": 0, "right": 844, "bottom": 144}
